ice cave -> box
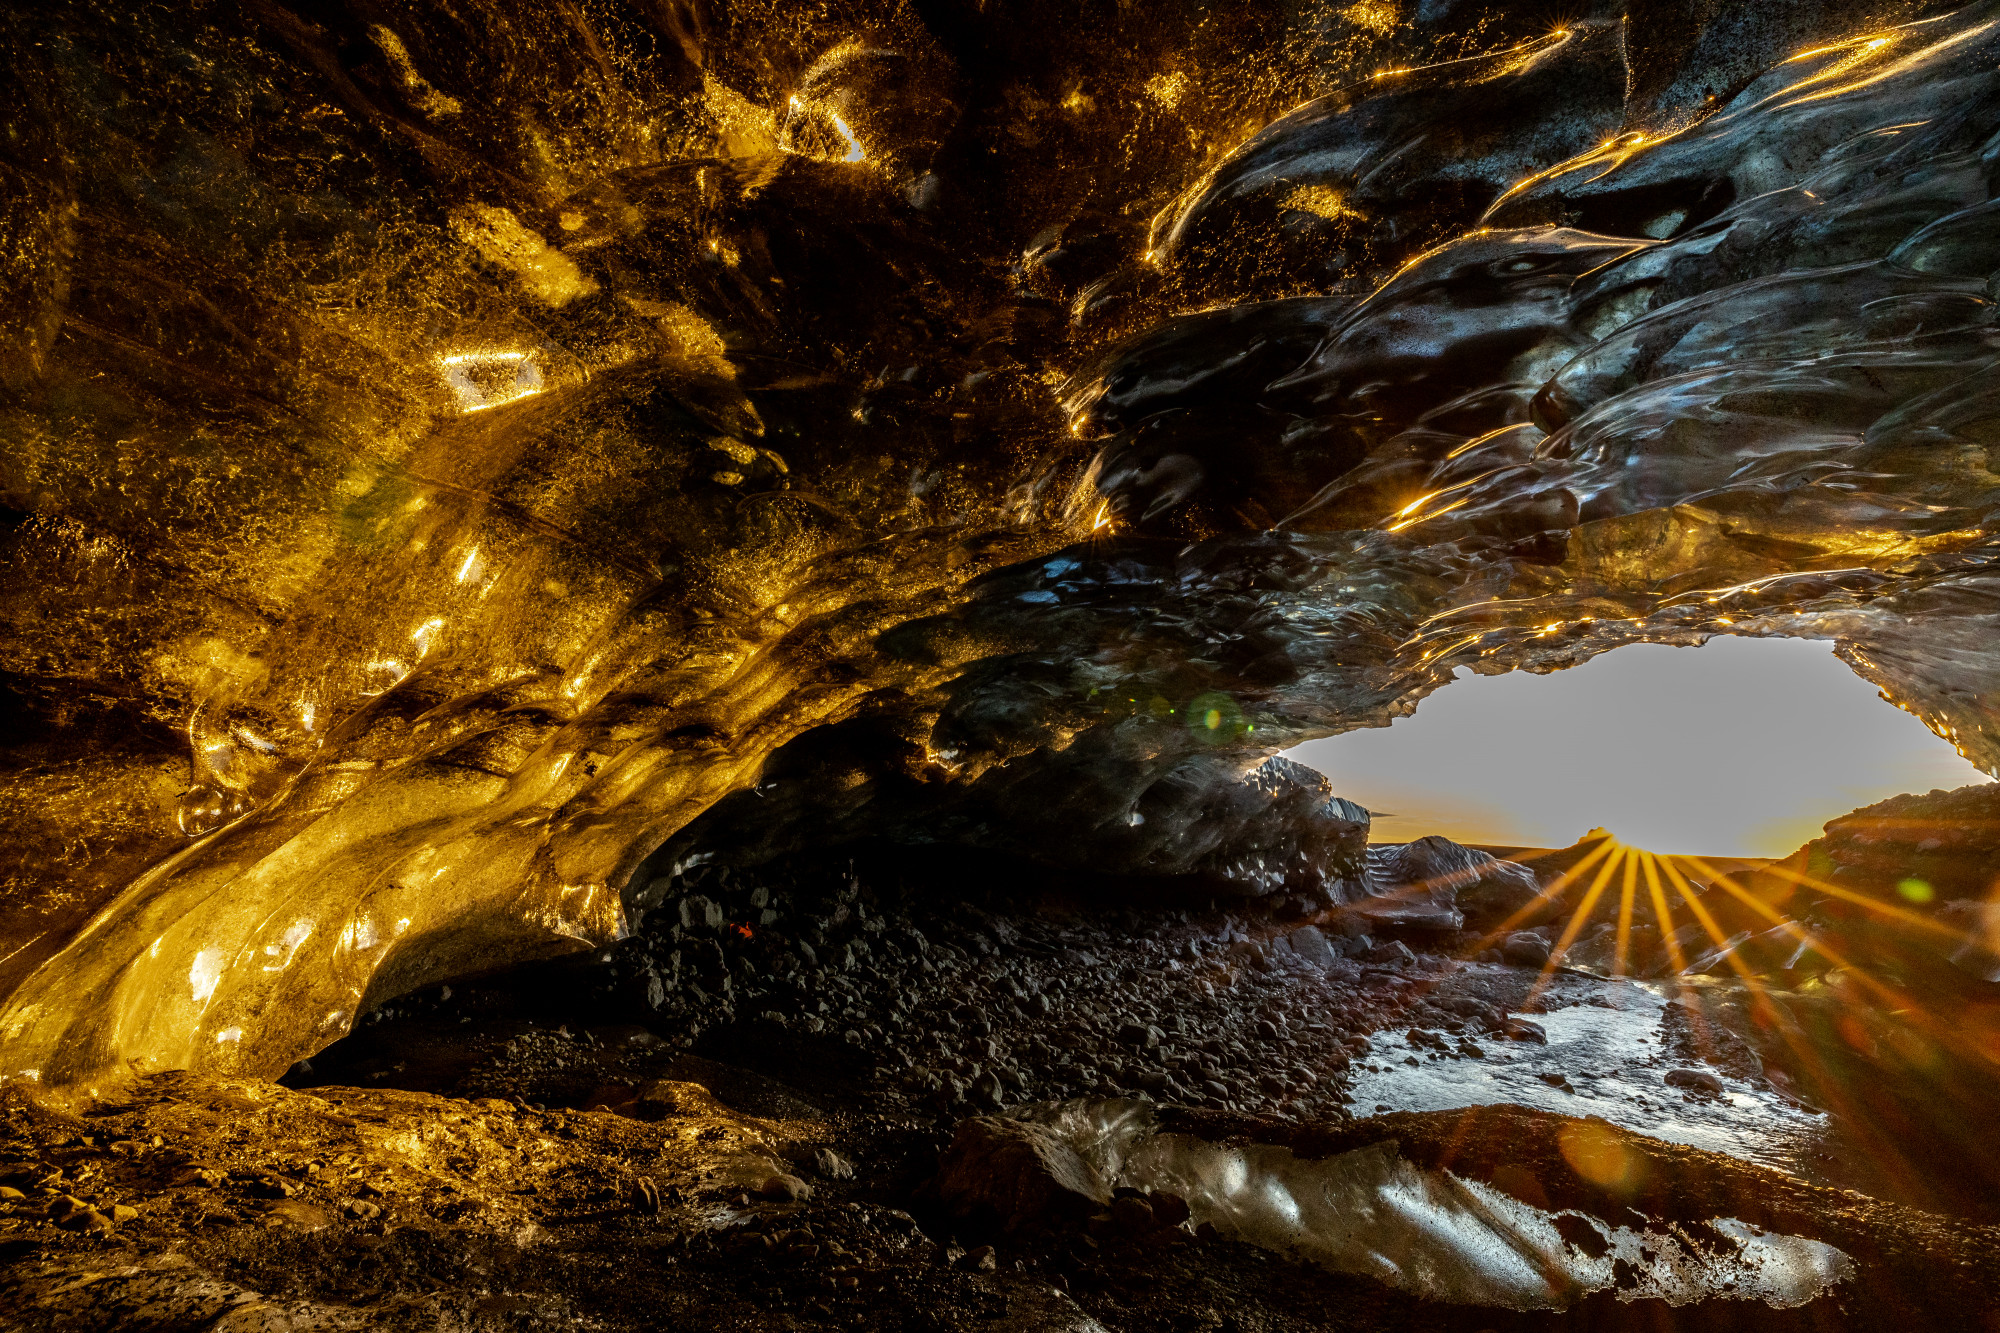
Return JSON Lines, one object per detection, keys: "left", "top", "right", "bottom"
{"left": 5, "top": 0, "right": 2000, "bottom": 1328}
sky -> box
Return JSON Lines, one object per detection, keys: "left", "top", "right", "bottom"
{"left": 1284, "top": 636, "right": 1992, "bottom": 858}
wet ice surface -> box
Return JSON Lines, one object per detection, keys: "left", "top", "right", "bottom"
{"left": 1349, "top": 972, "right": 1826, "bottom": 1175}
{"left": 1023, "top": 1098, "right": 1853, "bottom": 1311}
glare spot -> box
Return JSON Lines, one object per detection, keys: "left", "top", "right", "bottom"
{"left": 189, "top": 949, "right": 224, "bottom": 1006}
{"left": 262, "top": 919, "right": 314, "bottom": 972}
{"left": 231, "top": 725, "right": 277, "bottom": 755}
{"left": 440, "top": 351, "right": 545, "bottom": 413}
{"left": 1342, "top": 0, "right": 1400, "bottom": 34}
{"left": 1281, "top": 184, "right": 1363, "bottom": 223}
{"left": 360, "top": 659, "right": 409, "bottom": 695}
{"left": 828, "top": 111, "right": 866, "bottom": 163}
{"left": 784, "top": 93, "right": 866, "bottom": 164}
{"left": 1144, "top": 71, "right": 1190, "bottom": 108}
{"left": 1558, "top": 1118, "right": 1644, "bottom": 1189}
{"left": 340, "top": 916, "right": 379, "bottom": 953}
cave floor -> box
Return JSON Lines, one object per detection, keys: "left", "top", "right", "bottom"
{"left": 5, "top": 876, "right": 1999, "bottom": 1332}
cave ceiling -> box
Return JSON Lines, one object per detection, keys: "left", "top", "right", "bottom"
{"left": 3, "top": 0, "right": 1999, "bottom": 1092}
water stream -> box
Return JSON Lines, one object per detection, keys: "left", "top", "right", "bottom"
{"left": 1350, "top": 973, "right": 1827, "bottom": 1175}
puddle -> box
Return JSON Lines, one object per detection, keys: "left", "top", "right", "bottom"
{"left": 1348, "top": 976, "right": 1826, "bottom": 1175}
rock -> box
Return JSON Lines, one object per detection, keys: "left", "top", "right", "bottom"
{"left": 1227, "top": 939, "right": 1269, "bottom": 968}
{"left": 1348, "top": 837, "right": 1543, "bottom": 931}
{"left": 1501, "top": 932, "right": 1552, "bottom": 967}
{"left": 759, "top": 1173, "right": 812, "bottom": 1202}
{"left": 813, "top": 1148, "right": 855, "bottom": 1180}
{"left": 1363, "top": 940, "right": 1417, "bottom": 967}
{"left": 1117, "top": 1022, "right": 1161, "bottom": 1050}
{"left": 963, "top": 1243, "right": 999, "bottom": 1272}
{"left": 1937, "top": 898, "right": 2000, "bottom": 981}
{"left": 680, "top": 895, "right": 725, "bottom": 932}
{"left": 1330, "top": 932, "right": 1372, "bottom": 958}
{"left": 1149, "top": 1191, "right": 1192, "bottom": 1229}
{"left": 1665, "top": 1068, "right": 1726, "bottom": 1096}
{"left": 234, "top": 1169, "right": 296, "bottom": 1199}
{"left": 1501, "top": 1017, "right": 1548, "bottom": 1043}
{"left": 931, "top": 1116, "right": 1110, "bottom": 1233}
{"left": 55, "top": 1206, "right": 113, "bottom": 1233}
{"left": 1286, "top": 926, "right": 1337, "bottom": 969}
{"left": 630, "top": 1177, "right": 662, "bottom": 1213}
{"left": 341, "top": 1199, "right": 382, "bottom": 1220}
{"left": 1440, "top": 848, "right": 1545, "bottom": 930}
{"left": 1110, "top": 1194, "right": 1156, "bottom": 1233}
{"left": 1537, "top": 1071, "right": 1572, "bottom": 1091}
{"left": 262, "top": 1199, "right": 331, "bottom": 1230}
{"left": 971, "top": 1069, "right": 1008, "bottom": 1109}
{"left": 632, "top": 1079, "right": 701, "bottom": 1119}
{"left": 725, "top": 1231, "right": 775, "bottom": 1257}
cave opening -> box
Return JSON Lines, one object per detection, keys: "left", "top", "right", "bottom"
{"left": 1287, "top": 634, "right": 1993, "bottom": 855}
{"left": 7, "top": 0, "right": 2000, "bottom": 1327}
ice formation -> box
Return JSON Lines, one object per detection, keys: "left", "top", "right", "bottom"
{"left": 3, "top": 0, "right": 1999, "bottom": 1089}
{"left": 1014, "top": 1098, "right": 1853, "bottom": 1311}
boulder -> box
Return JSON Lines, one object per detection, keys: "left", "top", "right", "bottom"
{"left": 1286, "top": 925, "right": 1338, "bottom": 970}
{"left": 1501, "top": 932, "right": 1552, "bottom": 967}
{"left": 1447, "top": 851, "right": 1546, "bottom": 930}
{"left": 1340, "top": 837, "right": 1541, "bottom": 931}
{"left": 931, "top": 1115, "right": 1112, "bottom": 1233}
{"left": 1664, "top": 1068, "right": 1725, "bottom": 1097}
